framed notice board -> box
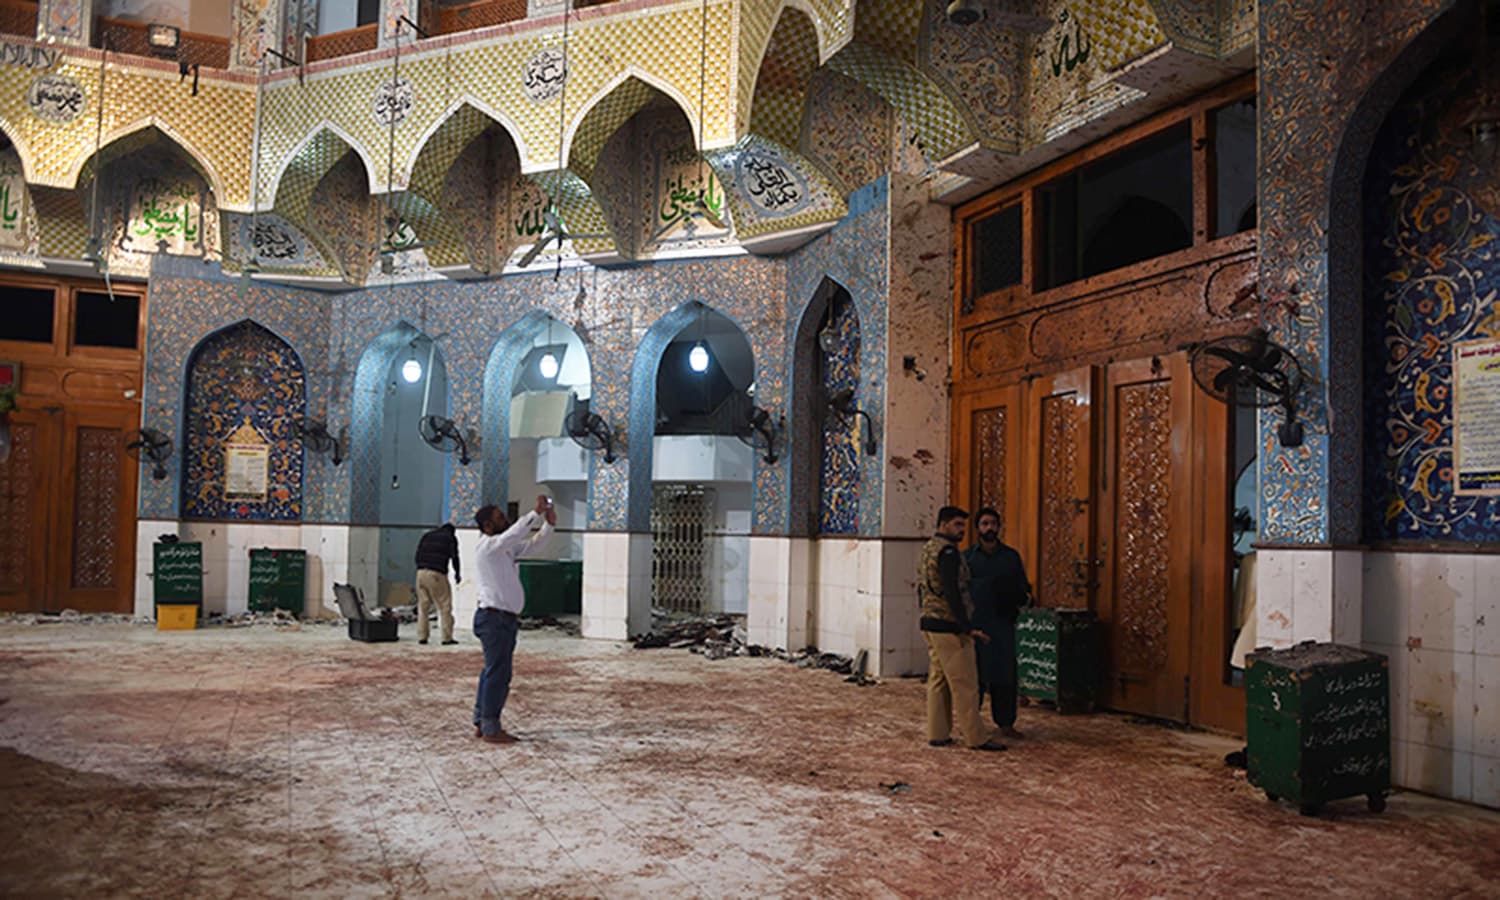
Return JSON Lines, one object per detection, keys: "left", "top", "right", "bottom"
{"left": 152, "top": 541, "right": 203, "bottom": 607}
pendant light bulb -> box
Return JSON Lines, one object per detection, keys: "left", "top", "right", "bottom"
{"left": 401, "top": 356, "right": 422, "bottom": 383}
{"left": 539, "top": 351, "right": 560, "bottom": 380}
{"left": 689, "top": 342, "right": 710, "bottom": 373}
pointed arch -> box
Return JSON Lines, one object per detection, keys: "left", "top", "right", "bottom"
{"left": 350, "top": 322, "right": 450, "bottom": 524}
{"left": 67, "top": 118, "right": 228, "bottom": 203}
{"left": 0, "top": 113, "right": 34, "bottom": 183}
{"left": 181, "top": 320, "right": 308, "bottom": 521}
{"left": 562, "top": 68, "right": 703, "bottom": 185}
{"left": 746, "top": 3, "right": 822, "bottom": 150}
{"left": 625, "top": 301, "right": 758, "bottom": 532}
{"left": 266, "top": 122, "right": 380, "bottom": 214}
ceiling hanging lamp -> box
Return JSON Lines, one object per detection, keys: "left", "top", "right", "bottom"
{"left": 689, "top": 303, "right": 710, "bottom": 373}
{"left": 539, "top": 317, "right": 560, "bottom": 379}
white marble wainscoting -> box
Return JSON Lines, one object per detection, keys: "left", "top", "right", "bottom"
{"left": 1253, "top": 548, "right": 1365, "bottom": 648}
{"left": 580, "top": 532, "right": 652, "bottom": 641}
{"left": 746, "top": 537, "right": 811, "bottom": 651}
{"left": 135, "top": 520, "right": 333, "bottom": 618}
{"left": 742, "top": 536, "right": 926, "bottom": 678}
{"left": 345, "top": 526, "right": 381, "bottom": 608}
{"left": 1356, "top": 550, "right": 1500, "bottom": 809}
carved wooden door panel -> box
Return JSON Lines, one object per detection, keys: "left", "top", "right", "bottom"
{"left": 1023, "top": 367, "right": 1097, "bottom": 610}
{"left": 0, "top": 410, "right": 55, "bottom": 612}
{"left": 953, "top": 383, "right": 1025, "bottom": 550}
{"left": 1096, "top": 354, "right": 1194, "bottom": 721}
{"left": 48, "top": 408, "right": 138, "bottom": 613}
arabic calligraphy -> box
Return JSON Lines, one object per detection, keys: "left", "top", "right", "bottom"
{"left": 738, "top": 152, "right": 805, "bottom": 215}
{"left": 1050, "top": 9, "right": 1091, "bottom": 77}
{"left": 523, "top": 48, "right": 568, "bottom": 102}
{"left": 0, "top": 153, "right": 27, "bottom": 252}
{"left": 658, "top": 170, "right": 724, "bottom": 228}
{"left": 250, "top": 221, "right": 299, "bottom": 260}
{"left": 128, "top": 178, "right": 200, "bottom": 247}
{"left": 0, "top": 42, "right": 58, "bottom": 70}
{"left": 27, "top": 73, "right": 85, "bottom": 123}
{"left": 373, "top": 78, "right": 414, "bottom": 127}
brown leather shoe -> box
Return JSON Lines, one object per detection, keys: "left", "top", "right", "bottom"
{"left": 481, "top": 730, "right": 519, "bottom": 745}
{"left": 999, "top": 726, "right": 1023, "bottom": 739}
{"left": 970, "top": 740, "right": 1008, "bottom": 752}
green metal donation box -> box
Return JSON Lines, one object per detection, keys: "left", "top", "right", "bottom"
{"left": 248, "top": 548, "right": 307, "bottom": 615}
{"left": 1016, "top": 607, "right": 1098, "bottom": 713}
{"left": 152, "top": 541, "right": 203, "bottom": 608}
{"left": 1246, "top": 641, "right": 1390, "bottom": 816}
{"left": 518, "top": 560, "right": 583, "bottom": 617}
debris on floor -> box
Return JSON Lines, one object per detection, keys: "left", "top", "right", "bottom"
{"left": 519, "top": 615, "right": 582, "bottom": 636}
{"left": 0, "top": 611, "right": 153, "bottom": 626}
{"left": 631, "top": 612, "right": 874, "bottom": 683}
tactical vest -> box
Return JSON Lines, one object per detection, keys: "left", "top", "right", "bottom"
{"left": 918, "top": 535, "right": 970, "bottom": 625}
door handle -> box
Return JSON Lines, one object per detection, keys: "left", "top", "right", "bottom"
{"left": 1072, "top": 497, "right": 1088, "bottom": 513}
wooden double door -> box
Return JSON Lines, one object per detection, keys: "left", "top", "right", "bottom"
{"left": 954, "top": 353, "right": 1243, "bottom": 732}
{"left": 0, "top": 404, "right": 139, "bottom": 613}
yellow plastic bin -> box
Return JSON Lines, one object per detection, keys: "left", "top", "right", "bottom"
{"left": 156, "top": 604, "right": 198, "bottom": 631}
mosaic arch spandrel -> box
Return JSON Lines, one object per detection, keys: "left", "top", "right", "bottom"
{"left": 1257, "top": 0, "right": 1457, "bottom": 544}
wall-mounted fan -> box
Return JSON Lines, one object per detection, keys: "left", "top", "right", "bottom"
{"left": 564, "top": 407, "right": 619, "bottom": 463}
{"left": 734, "top": 403, "right": 783, "bottom": 464}
{"left": 1190, "top": 327, "right": 1307, "bottom": 447}
{"left": 826, "top": 387, "right": 877, "bottom": 456}
{"left": 292, "top": 416, "right": 345, "bottom": 466}
{"left": 418, "top": 414, "right": 476, "bottom": 466}
{"left": 126, "top": 427, "right": 173, "bottom": 480}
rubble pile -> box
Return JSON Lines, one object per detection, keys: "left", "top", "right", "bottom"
{"left": 203, "top": 609, "right": 340, "bottom": 629}
{"left": 631, "top": 613, "right": 876, "bottom": 684}
{"left": 519, "top": 615, "right": 582, "bottom": 636}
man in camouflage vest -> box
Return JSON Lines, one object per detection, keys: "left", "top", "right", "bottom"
{"left": 918, "top": 505, "right": 1007, "bottom": 752}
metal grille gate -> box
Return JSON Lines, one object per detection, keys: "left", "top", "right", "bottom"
{"left": 650, "top": 484, "right": 710, "bottom": 614}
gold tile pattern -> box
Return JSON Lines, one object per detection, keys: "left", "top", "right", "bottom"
{"left": 826, "top": 40, "right": 974, "bottom": 161}
{"left": 1067, "top": 0, "right": 1167, "bottom": 73}
{"left": 747, "top": 3, "right": 819, "bottom": 149}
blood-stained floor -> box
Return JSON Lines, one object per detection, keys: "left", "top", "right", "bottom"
{"left": 1, "top": 620, "right": 1497, "bottom": 898}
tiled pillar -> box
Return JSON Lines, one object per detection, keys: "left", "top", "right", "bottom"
{"left": 580, "top": 531, "right": 651, "bottom": 640}
{"left": 230, "top": 0, "right": 287, "bottom": 71}
{"left": 745, "top": 536, "right": 811, "bottom": 651}
{"left": 1254, "top": 547, "right": 1364, "bottom": 650}
{"left": 36, "top": 0, "right": 92, "bottom": 46}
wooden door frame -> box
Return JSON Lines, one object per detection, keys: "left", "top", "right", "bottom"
{"left": 951, "top": 383, "right": 1027, "bottom": 554}
{"left": 47, "top": 404, "right": 140, "bottom": 613}
{"left": 0, "top": 408, "right": 59, "bottom": 612}
{"left": 1021, "top": 366, "right": 1098, "bottom": 610}
{"left": 1189, "top": 387, "right": 1245, "bottom": 732}
{"left": 1094, "top": 353, "right": 1195, "bottom": 720}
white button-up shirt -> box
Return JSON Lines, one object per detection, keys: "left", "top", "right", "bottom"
{"left": 474, "top": 510, "right": 554, "bottom": 614}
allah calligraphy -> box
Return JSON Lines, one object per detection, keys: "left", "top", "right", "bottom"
{"left": 523, "top": 48, "right": 567, "bottom": 102}
{"left": 373, "top": 78, "right": 415, "bottom": 126}
{"left": 27, "top": 74, "right": 85, "bottom": 123}
{"left": 1049, "top": 9, "right": 1091, "bottom": 77}
{"left": 734, "top": 151, "right": 808, "bottom": 217}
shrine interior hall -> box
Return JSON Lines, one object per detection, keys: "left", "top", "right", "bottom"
{"left": 0, "top": 0, "right": 1498, "bottom": 894}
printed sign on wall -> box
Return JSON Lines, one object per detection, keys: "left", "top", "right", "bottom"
{"left": 1454, "top": 337, "right": 1500, "bottom": 495}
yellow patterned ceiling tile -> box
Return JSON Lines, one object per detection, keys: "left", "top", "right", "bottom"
{"left": 1065, "top": 0, "right": 1168, "bottom": 73}
{"left": 29, "top": 185, "right": 89, "bottom": 259}
{"left": 747, "top": 3, "right": 820, "bottom": 149}
{"left": 566, "top": 75, "right": 661, "bottom": 185}
{"left": 851, "top": 0, "right": 924, "bottom": 64}
{"left": 827, "top": 40, "right": 975, "bottom": 161}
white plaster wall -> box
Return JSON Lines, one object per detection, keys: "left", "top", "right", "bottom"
{"left": 1360, "top": 551, "right": 1500, "bottom": 809}
{"left": 882, "top": 172, "right": 951, "bottom": 539}
{"left": 1254, "top": 548, "right": 1363, "bottom": 648}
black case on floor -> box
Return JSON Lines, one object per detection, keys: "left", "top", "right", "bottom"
{"left": 347, "top": 617, "right": 398, "bottom": 642}
{"left": 334, "top": 583, "right": 399, "bottom": 643}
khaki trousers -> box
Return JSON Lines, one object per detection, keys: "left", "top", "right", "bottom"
{"left": 415, "top": 569, "right": 454, "bottom": 642}
{"left": 923, "top": 631, "right": 990, "bottom": 747}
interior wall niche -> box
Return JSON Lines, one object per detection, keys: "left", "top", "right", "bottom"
{"left": 181, "top": 320, "right": 307, "bottom": 520}
{"left": 1361, "top": 43, "right": 1500, "bottom": 544}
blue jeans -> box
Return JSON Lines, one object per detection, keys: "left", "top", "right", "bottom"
{"left": 472, "top": 608, "right": 519, "bottom": 736}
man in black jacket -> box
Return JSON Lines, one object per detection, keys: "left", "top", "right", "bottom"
{"left": 414, "top": 523, "right": 461, "bottom": 645}
{"left": 964, "top": 507, "right": 1031, "bottom": 738}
